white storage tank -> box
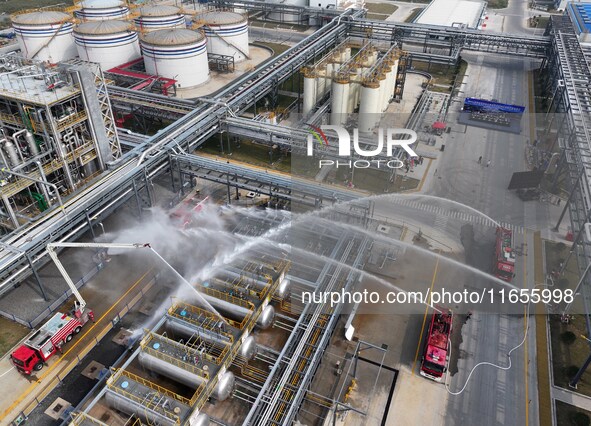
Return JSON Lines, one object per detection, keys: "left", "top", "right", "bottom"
{"left": 75, "top": 0, "right": 130, "bottom": 21}
{"left": 134, "top": 5, "right": 186, "bottom": 32}
{"left": 141, "top": 29, "right": 209, "bottom": 89}
{"left": 268, "top": 0, "right": 307, "bottom": 23}
{"left": 11, "top": 11, "right": 76, "bottom": 63}
{"left": 194, "top": 11, "right": 249, "bottom": 62}
{"left": 74, "top": 20, "right": 140, "bottom": 71}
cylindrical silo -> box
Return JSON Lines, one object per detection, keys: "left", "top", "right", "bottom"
{"left": 330, "top": 78, "right": 350, "bottom": 126}
{"left": 378, "top": 72, "right": 388, "bottom": 113}
{"left": 141, "top": 29, "right": 209, "bottom": 89}
{"left": 267, "top": 0, "right": 307, "bottom": 23}
{"left": 390, "top": 58, "right": 400, "bottom": 99}
{"left": 75, "top": 0, "right": 130, "bottom": 21}
{"left": 347, "top": 68, "right": 358, "bottom": 114}
{"left": 324, "top": 63, "right": 334, "bottom": 96}
{"left": 303, "top": 68, "right": 317, "bottom": 116}
{"left": 194, "top": 11, "right": 249, "bottom": 62}
{"left": 383, "top": 62, "right": 394, "bottom": 109}
{"left": 74, "top": 20, "right": 140, "bottom": 71}
{"left": 359, "top": 81, "right": 381, "bottom": 134}
{"left": 11, "top": 11, "right": 76, "bottom": 62}
{"left": 134, "top": 5, "right": 186, "bottom": 32}
{"left": 316, "top": 64, "right": 327, "bottom": 102}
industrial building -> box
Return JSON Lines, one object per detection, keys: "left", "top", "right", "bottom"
{"left": 567, "top": 2, "right": 591, "bottom": 43}
{"left": 0, "top": 53, "right": 120, "bottom": 232}
{"left": 414, "top": 0, "right": 487, "bottom": 28}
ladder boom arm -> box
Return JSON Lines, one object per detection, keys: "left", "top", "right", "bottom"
{"left": 46, "top": 242, "right": 152, "bottom": 312}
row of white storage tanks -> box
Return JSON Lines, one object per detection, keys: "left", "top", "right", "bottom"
{"left": 11, "top": 2, "right": 249, "bottom": 89}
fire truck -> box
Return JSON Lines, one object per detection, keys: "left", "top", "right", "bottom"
{"left": 11, "top": 305, "right": 94, "bottom": 374}
{"left": 493, "top": 227, "right": 515, "bottom": 282}
{"left": 420, "top": 308, "right": 453, "bottom": 382}
{"left": 10, "top": 242, "right": 156, "bottom": 375}
{"left": 11, "top": 244, "right": 95, "bottom": 375}
{"left": 169, "top": 189, "right": 209, "bottom": 229}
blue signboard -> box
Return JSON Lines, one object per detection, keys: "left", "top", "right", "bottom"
{"left": 463, "top": 98, "right": 526, "bottom": 114}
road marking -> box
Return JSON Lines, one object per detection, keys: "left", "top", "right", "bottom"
{"left": 412, "top": 253, "right": 440, "bottom": 375}
{"left": 523, "top": 229, "right": 529, "bottom": 426}
{"left": 0, "top": 269, "right": 152, "bottom": 421}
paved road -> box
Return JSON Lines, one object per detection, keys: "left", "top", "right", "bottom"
{"left": 422, "top": 53, "right": 549, "bottom": 425}
{"left": 488, "top": 0, "right": 550, "bottom": 35}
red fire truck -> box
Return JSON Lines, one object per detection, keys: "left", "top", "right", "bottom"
{"left": 11, "top": 244, "right": 95, "bottom": 375}
{"left": 11, "top": 304, "right": 94, "bottom": 374}
{"left": 169, "top": 189, "right": 209, "bottom": 229}
{"left": 420, "top": 308, "right": 453, "bottom": 382}
{"left": 494, "top": 227, "right": 515, "bottom": 282}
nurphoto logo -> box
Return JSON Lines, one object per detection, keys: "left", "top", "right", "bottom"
{"left": 306, "top": 125, "right": 419, "bottom": 169}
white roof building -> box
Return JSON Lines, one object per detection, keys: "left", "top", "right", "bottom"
{"left": 414, "top": 0, "right": 486, "bottom": 29}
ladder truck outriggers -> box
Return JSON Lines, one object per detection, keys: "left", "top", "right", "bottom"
{"left": 10, "top": 242, "right": 152, "bottom": 375}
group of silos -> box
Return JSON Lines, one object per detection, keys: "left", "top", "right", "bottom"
{"left": 303, "top": 44, "right": 401, "bottom": 133}
{"left": 10, "top": 0, "right": 250, "bottom": 90}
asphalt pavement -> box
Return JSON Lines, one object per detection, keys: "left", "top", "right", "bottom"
{"left": 422, "top": 53, "right": 548, "bottom": 426}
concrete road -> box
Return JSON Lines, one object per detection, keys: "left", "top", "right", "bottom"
{"left": 422, "top": 53, "right": 547, "bottom": 426}
{"left": 488, "top": 0, "right": 550, "bottom": 35}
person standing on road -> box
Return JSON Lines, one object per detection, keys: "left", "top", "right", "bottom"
{"left": 486, "top": 160, "right": 491, "bottom": 167}
{"left": 478, "top": 156, "right": 482, "bottom": 164}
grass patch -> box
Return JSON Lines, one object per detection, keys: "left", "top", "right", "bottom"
{"left": 546, "top": 240, "right": 591, "bottom": 396}
{"left": 328, "top": 166, "right": 420, "bottom": 193}
{"left": 529, "top": 15, "right": 550, "bottom": 29}
{"left": 366, "top": 2, "right": 398, "bottom": 14}
{"left": 556, "top": 401, "right": 591, "bottom": 426}
{"left": 367, "top": 13, "right": 389, "bottom": 20}
{"left": 487, "top": 0, "right": 508, "bottom": 8}
{"left": 253, "top": 41, "right": 291, "bottom": 56}
{"left": 412, "top": 59, "right": 468, "bottom": 93}
{"left": 198, "top": 138, "right": 293, "bottom": 174}
{"left": 0, "top": 0, "right": 73, "bottom": 15}
{"left": 0, "top": 317, "right": 28, "bottom": 357}
{"left": 405, "top": 7, "right": 424, "bottom": 23}
{"left": 249, "top": 19, "right": 309, "bottom": 32}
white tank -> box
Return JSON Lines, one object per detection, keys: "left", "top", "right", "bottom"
{"left": 134, "top": 5, "right": 186, "bottom": 33}
{"left": 378, "top": 72, "right": 388, "bottom": 112}
{"left": 268, "top": 0, "right": 307, "bottom": 23}
{"left": 194, "top": 11, "right": 249, "bottom": 62}
{"left": 303, "top": 69, "right": 317, "bottom": 116}
{"left": 390, "top": 58, "right": 399, "bottom": 99}
{"left": 330, "top": 78, "right": 350, "bottom": 126}
{"left": 359, "top": 81, "right": 381, "bottom": 133}
{"left": 74, "top": 20, "right": 140, "bottom": 71}
{"left": 141, "top": 29, "right": 209, "bottom": 89}
{"left": 11, "top": 11, "right": 76, "bottom": 62}
{"left": 75, "top": 0, "right": 130, "bottom": 21}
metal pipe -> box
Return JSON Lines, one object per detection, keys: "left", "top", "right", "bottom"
{"left": 43, "top": 106, "right": 75, "bottom": 190}
{"left": 1, "top": 167, "right": 65, "bottom": 215}
{"left": 1, "top": 193, "right": 18, "bottom": 228}
{"left": 36, "top": 161, "right": 52, "bottom": 207}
